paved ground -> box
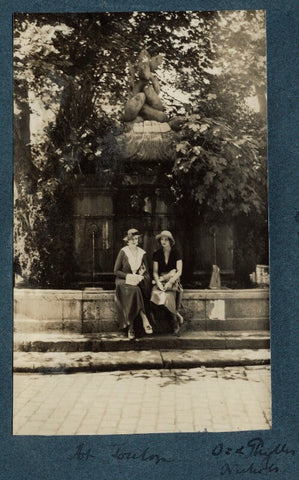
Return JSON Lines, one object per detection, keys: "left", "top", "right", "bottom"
{"left": 13, "top": 366, "right": 271, "bottom": 436}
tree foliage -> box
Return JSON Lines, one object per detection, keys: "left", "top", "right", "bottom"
{"left": 172, "top": 113, "right": 267, "bottom": 221}
{"left": 13, "top": 10, "right": 267, "bottom": 286}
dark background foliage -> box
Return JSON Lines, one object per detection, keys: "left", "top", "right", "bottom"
{"left": 13, "top": 11, "right": 268, "bottom": 287}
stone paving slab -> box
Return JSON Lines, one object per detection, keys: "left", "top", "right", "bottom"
{"left": 14, "top": 350, "right": 163, "bottom": 373}
{"left": 161, "top": 349, "right": 270, "bottom": 368}
{"left": 14, "top": 348, "right": 270, "bottom": 373}
{"left": 13, "top": 366, "right": 271, "bottom": 435}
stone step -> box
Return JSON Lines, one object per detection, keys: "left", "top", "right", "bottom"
{"left": 14, "top": 315, "right": 269, "bottom": 334}
{"left": 13, "top": 349, "right": 270, "bottom": 373}
{"left": 14, "top": 330, "right": 270, "bottom": 353}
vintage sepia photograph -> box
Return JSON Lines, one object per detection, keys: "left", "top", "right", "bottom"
{"left": 13, "top": 10, "right": 271, "bottom": 436}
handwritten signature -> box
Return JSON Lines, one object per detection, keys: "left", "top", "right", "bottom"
{"left": 212, "top": 437, "right": 295, "bottom": 475}
{"left": 68, "top": 442, "right": 173, "bottom": 466}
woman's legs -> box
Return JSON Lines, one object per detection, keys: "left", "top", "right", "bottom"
{"left": 176, "top": 289, "right": 184, "bottom": 324}
{"left": 127, "top": 317, "right": 135, "bottom": 339}
{"left": 127, "top": 311, "right": 153, "bottom": 338}
{"left": 171, "top": 313, "right": 180, "bottom": 336}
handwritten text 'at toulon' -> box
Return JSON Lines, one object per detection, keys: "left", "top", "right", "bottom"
{"left": 68, "top": 443, "right": 173, "bottom": 466}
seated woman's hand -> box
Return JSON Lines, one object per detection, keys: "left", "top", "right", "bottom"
{"left": 164, "top": 280, "right": 173, "bottom": 291}
{"left": 161, "top": 269, "right": 176, "bottom": 281}
{"left": 168, "top": 269, "right": 177, "bottom": 278}
{"left": 135, "top": 274, "right": 144, "bottom": 284}
{"left": 137, "top": 263, "right": 146, "bottom": 275}
{"left": 157, "top": 280, "right": 165, "bottom": 291}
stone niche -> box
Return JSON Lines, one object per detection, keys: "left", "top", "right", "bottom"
{"left": 72, "top": 121, "right": 236, "bottom": 287}
{"left": 73, "top": 182, "right": 114, "bottom": 281}
{"left": 193, "top": 224, "right": 234, "bottom": 275}
{"left": 72, "top": 178, "right": 177, "bottom": 286}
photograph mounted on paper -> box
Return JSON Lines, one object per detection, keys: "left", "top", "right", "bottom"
{"left": 13, "top": 10, "right": 271, "bottom": 436}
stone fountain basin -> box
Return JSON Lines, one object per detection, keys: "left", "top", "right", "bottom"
{"left": 14, "top": 288, "right": 269, "bottom": 334}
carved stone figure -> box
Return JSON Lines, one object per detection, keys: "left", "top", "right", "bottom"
{"left": 122, "top": 50, "right": 168, "bottom": 123}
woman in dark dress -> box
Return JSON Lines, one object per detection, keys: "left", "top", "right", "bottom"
{"left": 150, "top": 230, "right": 184, "bottom": 335}
{"left": 114, "top": 228, "right": 153, "bottom": 340}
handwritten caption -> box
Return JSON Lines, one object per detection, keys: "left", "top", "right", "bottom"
{"left": 68, "top": 436, "right": 295, "bottom": 474}
{"left": 212, "top": 437, "right": 295, "bottom": 475}
{"left": 68, "top": 442, "right": 173, "bottom": 466}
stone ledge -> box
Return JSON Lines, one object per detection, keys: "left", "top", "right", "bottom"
{"left": 14, "top": 289, "right": 83, "bottom": 299}
{"left": 133, "top": 120, "right": 171, "bottom": 134}
{"left": 183, "top": 289, "right": 269, "bottom": 299}
{"left": 14, "top": 288, "right": 270, "bottom": 333}
{"left": 82, "top": 291, "right": 115, "bottom": 300}
{"left": 14, "top": 288, "right": 269, "bottom": 300}
{"left": 14, "top": 331, "right": 270, "bottom": 353}
{"left": 13, "top": 348, "right": 270, "bottom": 373}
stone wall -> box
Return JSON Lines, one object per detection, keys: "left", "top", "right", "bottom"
{"left": 14, "top": 288, "right": 269, "bottom": 334}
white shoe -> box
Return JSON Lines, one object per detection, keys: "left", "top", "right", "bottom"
{"left": 144, "top": 324, "right": 153, "bottom": 335}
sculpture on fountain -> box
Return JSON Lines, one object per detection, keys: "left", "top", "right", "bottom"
{"left": 118, "top": 49, "right": 176, "bottom": 161}
{"left": 121, "top": 49, "right": 168, "bottom": 124}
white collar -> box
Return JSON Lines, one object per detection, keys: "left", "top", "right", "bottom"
{"left": 122, "top": 246, "right": 145, "bottom": 273}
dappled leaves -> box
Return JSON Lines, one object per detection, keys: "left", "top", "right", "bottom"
{"left": 13, "top": 11, "right": 267, "bottom": 285}
{"left": 172, "top": 113, "right": 267, "bottom": 221}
